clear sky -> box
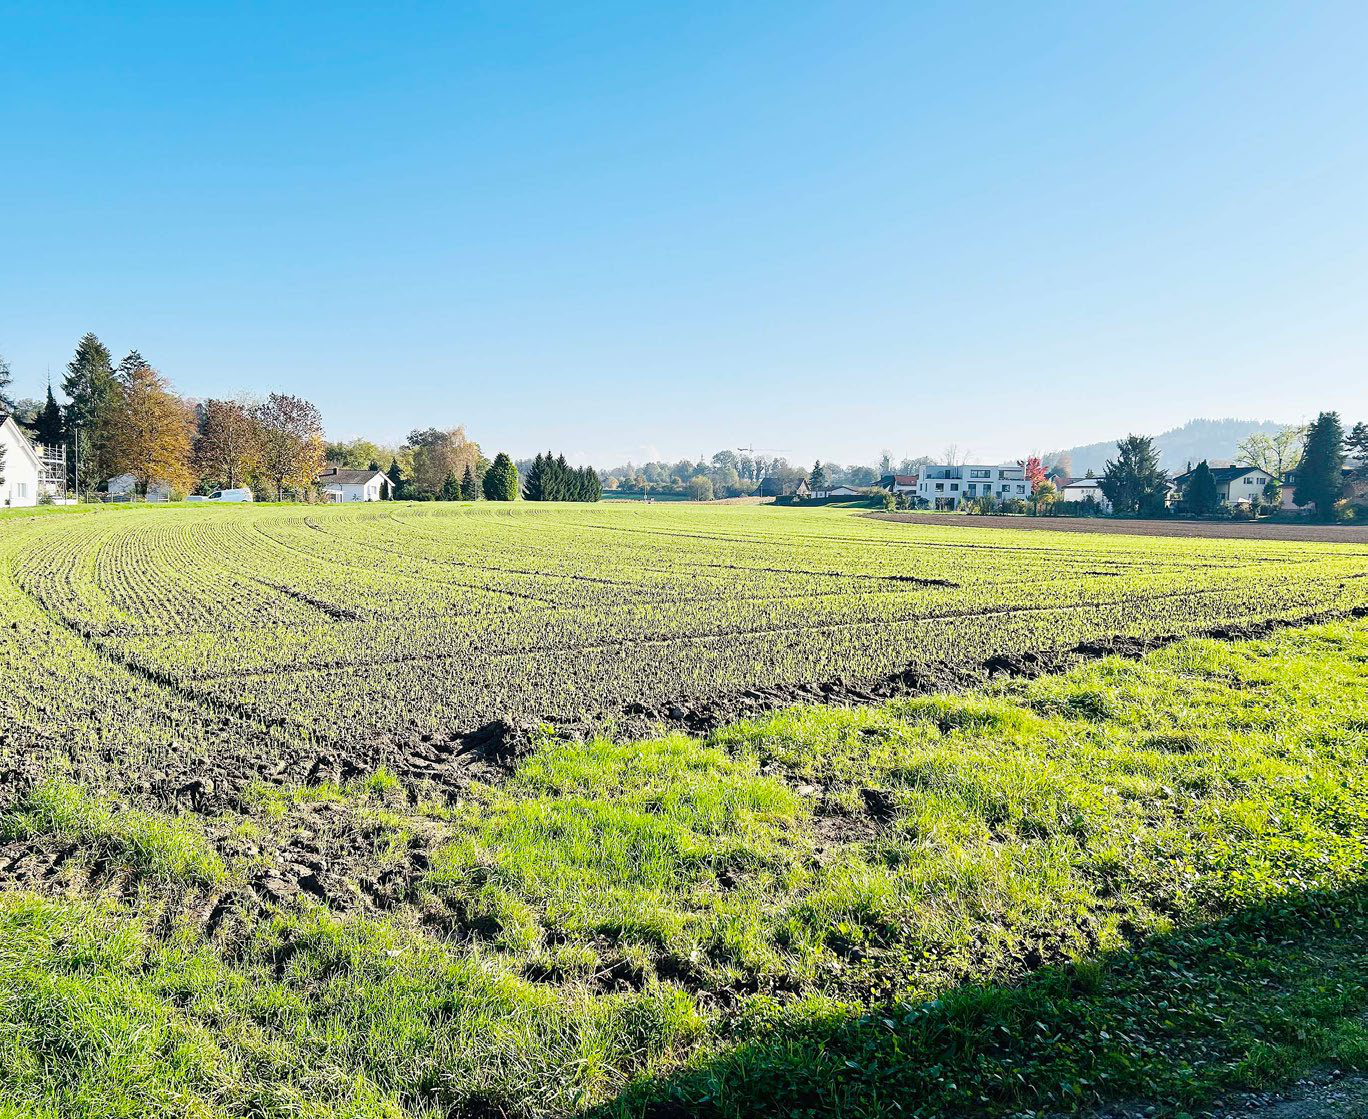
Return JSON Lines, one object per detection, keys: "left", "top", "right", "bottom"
{"left": 3, "top": 2, "right": 1367, "bottom": 467}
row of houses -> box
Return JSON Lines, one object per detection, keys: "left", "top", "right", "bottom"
{"left": 1, "top": 414, "right": 397, "bottom": 507}
{"left": 871, "top": 460, "right": 1363, "bottom": 514}
{"left": 105, "top": 466, "right": 395, "bottom": 504}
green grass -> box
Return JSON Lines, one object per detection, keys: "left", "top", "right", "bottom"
{"left": 3, "top": 620, "right": 1368, "bottom": 1116}
{"left": 2, "top": 780, "right": 227, "bottom": 887}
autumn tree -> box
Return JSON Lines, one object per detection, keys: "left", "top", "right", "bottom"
{"left": 407, "top": 427, "right": 481, "bottom": 499}
{"left": 254, "top": 393, "right": 325, "bottom": 501}
{"left": 194, "top": 398, "right": 263, "bottom": 491}
{"left": 104, "top": 364, "right": 197, "bottom": 495}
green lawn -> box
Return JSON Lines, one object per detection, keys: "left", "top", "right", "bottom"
{"left": 2, "top": 618, "right": 1367, "bottom": 1116}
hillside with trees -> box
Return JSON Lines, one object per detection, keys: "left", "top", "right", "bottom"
{"left": 1056, "top": 418, "right": 1292, "bottom": 475}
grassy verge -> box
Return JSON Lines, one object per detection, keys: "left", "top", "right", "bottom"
{"left": 2, "top": 621, "right": 1368, "bottom": 1116}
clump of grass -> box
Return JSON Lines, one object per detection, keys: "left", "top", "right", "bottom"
{"left": 2, "top": 779, "right": 227, "bottom": 886}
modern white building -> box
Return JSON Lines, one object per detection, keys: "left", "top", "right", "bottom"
{"left": 318, "top": 467, "right": 393, "bottom": 502}
{"left": 0, "top": 414, "right": 42, "bottom": 507}
{"left": 916, "top": 463, "right": 1028, "bottom": 510}
{"left": 1059, "top": 477, "right": 1112, "bottom": 512}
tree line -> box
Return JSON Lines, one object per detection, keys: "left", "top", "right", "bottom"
{"left": 1098, "top": 414, "right": 1367, "bottom": 520}
{"left": 1, "top": 333, "right": 328, "bottom": 500}
{"left": 3, "top": 336, "right": 602, "bottom": 504}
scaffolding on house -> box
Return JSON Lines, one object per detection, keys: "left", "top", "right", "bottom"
{"left": 36, "top": 441, "right": 69, "bottom": 501}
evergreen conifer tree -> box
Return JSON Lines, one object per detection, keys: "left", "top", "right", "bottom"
{"left": 1294, "top": 411, "right": 1345, "bottom": 519}
{"left": 1185, "top": 460, "right": 1220, "bottom": 515}
{"left": 62, "top": 333, "right": 117, "bottom": 493}
{"left": 34, "top": 384, "right": 66, "bottom": 448}
{"left": 483, "top": 452, "right": 518, "bottom": 500}
{"left": 460, "top": 465, "right": 478, "bottom": 500}
{"left": 0, "top": 353, "right": 13, "bottom": 413}
{"left": 1099, "top": 434, "right": 1167, "bottom": 516}
{"left": 441, "top": 470, "right": 460, "bottom": 501}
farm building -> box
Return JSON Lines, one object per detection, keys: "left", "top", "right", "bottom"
{"left": 0, "top": 414, "right": 42, "bottom": 507}
{"left": 318, "top": 467, "right": 392, "bottom": 502}
{"left": 757, "top": 475, "right": 801, "bottom": 498}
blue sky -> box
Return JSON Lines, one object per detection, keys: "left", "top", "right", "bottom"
{"left": 3, "top": 2, "right": 1367, "bottom": 466}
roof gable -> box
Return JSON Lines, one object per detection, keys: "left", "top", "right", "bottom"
{"left": 318, "top": 468, "right": 388, "bottom": 486}
{"left": 0, "top": 415, "right": 42, "bottom": 469}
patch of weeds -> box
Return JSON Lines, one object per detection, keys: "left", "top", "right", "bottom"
{"left": 2, "top": 779, "right": 227, "bottom": 886}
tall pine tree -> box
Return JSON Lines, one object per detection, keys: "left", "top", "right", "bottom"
{"left": 460, "top": 464, "right": 479, "bottom": 501}
{"left": 1099, "top": 435, "right": 1168, "bottom": 516}
{"left": 0, "top": 353, "right": 14, "bottom": 413}
{"left": 1185, "top": 460, "right": 1220, "bottom": 515}
{"left": 34, "top": 384, "right": 66, "bottom": 448}
{"left": 62, "top": 333, "right": 117, "bottom": 493}
{"left": 1294, "top": 411, "right": 1345, "bottom": 519}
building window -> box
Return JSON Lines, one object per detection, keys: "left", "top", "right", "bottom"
{"left": 1016, "top": 485, "right": 1025, "bottom": 494}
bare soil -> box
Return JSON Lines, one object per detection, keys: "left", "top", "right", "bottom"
{"left": 871, "top": 512, "right": 1368, "bottom": 543}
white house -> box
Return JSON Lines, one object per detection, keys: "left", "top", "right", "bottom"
{"left": 1171, "top": 465, "right": 1275, "bottom": 508}
{"left": 1059, "top": 477, "right": 1112, "bottom": 512}
{"left": 811, "top": 485, "right": 861, "bottom": 499}
{"left": 917, "top": 463, "right": 1028, "bottom": 510}
{"left": 318, "top": 467, "right": 392, "bottom": 502}
{"left": 105, "top": 473, "right": 173, "bottom": 502}
{"left": 0, "top": 414, "right": 42, "bottom": 507}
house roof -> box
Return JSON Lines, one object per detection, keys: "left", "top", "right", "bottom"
{"left": 1172, "top": 465, "right": 1267, "bottom": 486}
{"left": 878, "top": 474, "right": 919, "bottom": 486}
{"left": 0, "top": 414, "right": 42, "bottom": 468}
{"left": 318, "top": 468, "right": 388, "bottom": 486}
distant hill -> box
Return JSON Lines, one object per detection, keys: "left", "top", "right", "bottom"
{"left": 1053, "top": 418, "right": 1293, "bottom": 476}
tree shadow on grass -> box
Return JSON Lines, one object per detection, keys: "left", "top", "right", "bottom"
{"left": 594, "top": 884, "right": 1368, "bottom": 1119}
